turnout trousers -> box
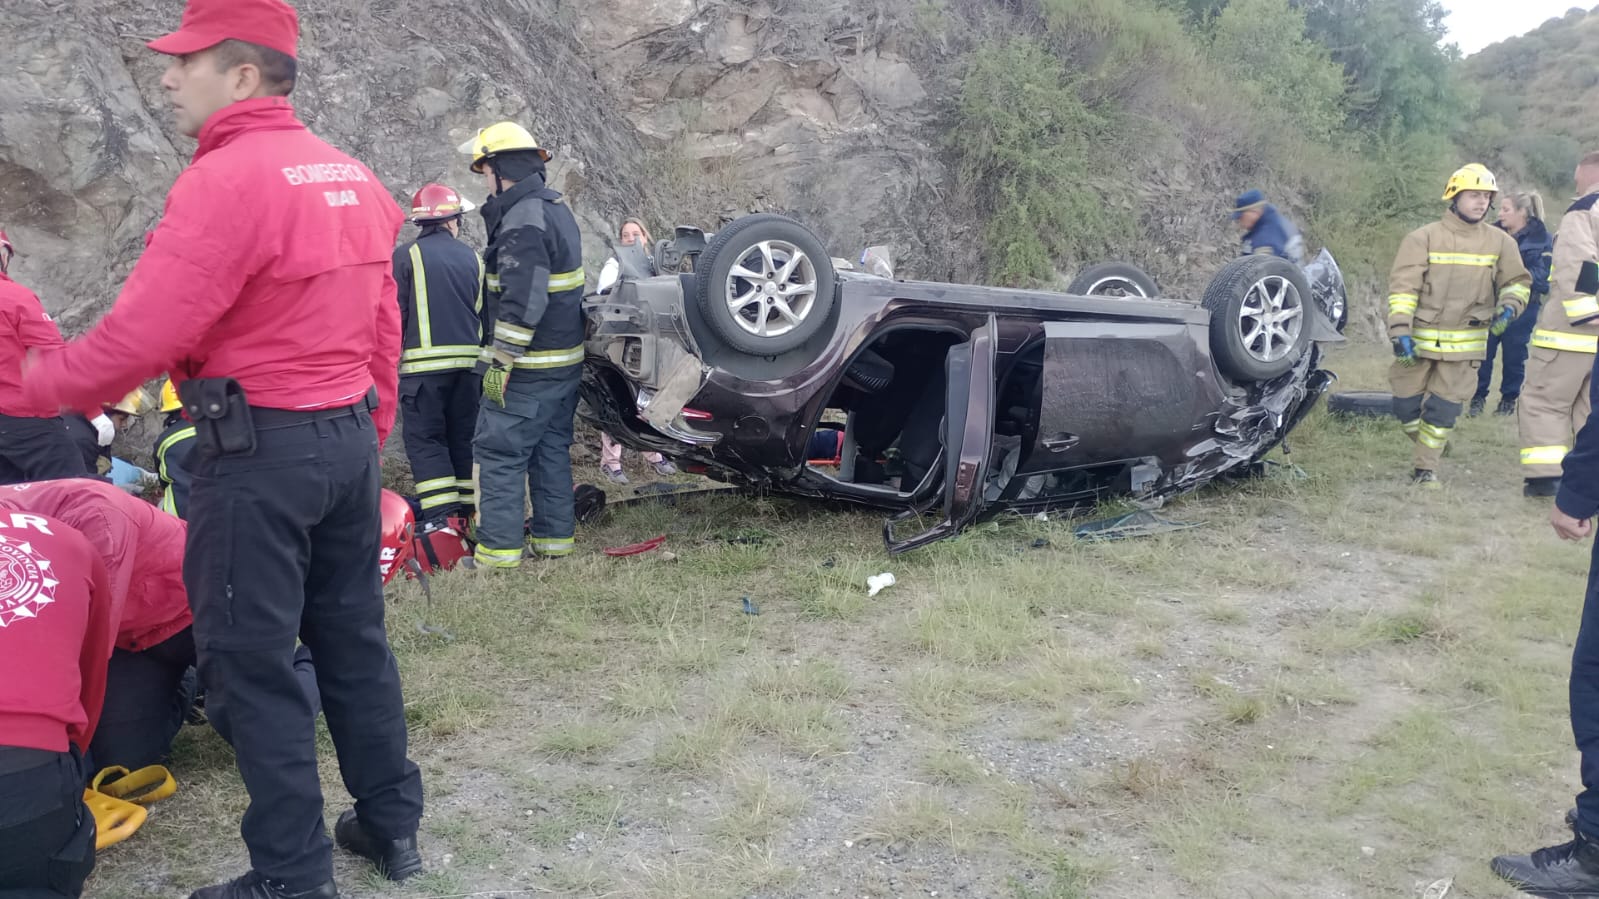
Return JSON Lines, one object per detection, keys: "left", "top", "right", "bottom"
{"left": 1390, "top": 358, "right": 1479, "bottom": 471}
{"left": 0, "top": 414, "right": 87, "bottom": 485}
{"left": 184, "top": 400, "right": 422, "bottom": 890}
{"left": 399, "top": 372, "right": 479, "bottom": 517}
{"left": 472, "top": 365, "right": 580, "bottom": 566}
{"left": 1518, "top": 346, "right": 1595, "bottom": 479}
{"left": 0, "top": 747, "right": 94, "bottom": 898}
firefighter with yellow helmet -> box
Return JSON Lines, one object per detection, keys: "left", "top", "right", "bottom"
{"left": 153, "top": 379, "right": 196, "bottom": 518}
{"left": 459, "top": 121, "right": 585, "bottom": 566}
{"left": 1517, "top": 151, "right": 1599, "bottom": 497}
{"left": 1386, "top": 163, "right": 1532, "bottom": 485}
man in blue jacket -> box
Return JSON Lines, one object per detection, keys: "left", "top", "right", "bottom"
{"left": 1494, "top": 357, "right": 1599, "bottom": 893}
{"left": 1233, "top": 189, "right": 1305, "bottom": 264}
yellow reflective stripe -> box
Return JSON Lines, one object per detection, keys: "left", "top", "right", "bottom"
{"left": 419, "top": 491, "right": 461, "bottom": 510}
{"left": 548, "top": 268, "right": 585, "bottom": 292}
{"left": 415, "top": 476, "right": 456, "bottom": 494}
{"left": 485, "top": 273, "right": 502, "bottom": 291}
{"left": 1531, "top": 329, "right": 1599, "bottom": 353}
{"left": 402, "top": 345, "right": 480, "bottom": 360}
{"left": 399, "top": 358, "right": 476, "bottom": 375}
{"left": 1388, "top": 294, "right": 1419, "bottom": 316}
{"left": 455, "top": 479, "right": 475, "bottom": 494}
{"left": 512, "top": 345, "right": 585, "bottom": 369}
{"left": 1521, "top": 445, "right": 1569, "bottom": 466}
{"left": 473, "top": 546, "right": 524, "bottom": 568}
{"left": 157, "top": 425, "right": 196, "bottom": 481}
{"left": 1500, "top": 283, "right": 1531, "bottom": 302}
{"left": 528, "top": 536, "right": 575, "bottom": 556}
{"left": 409, "top": 243, "right": 434, "bottom": 349}
{"left": 494, "top": 321, "right": 535, "bottom": 345}
{"left": 1427, "top": 252, "right": 1498, "bottom": 267}
{"left": 1411, "top": 327, "right": 1488, "bottom": 354}
{"left": 160, "top": 488, "right": 177, "bottom": 516}
{"left": 1416, "top": 422, "right": 1452, "bottom": 449}
{"left": 475, "top": 254, "right": 486, "bottom": 316}
{"left": 1564, "top": 296, "right": 1599, "bottom": 319}
{"left": 1400, "top": 418, "right": 1421, "bottom": 435}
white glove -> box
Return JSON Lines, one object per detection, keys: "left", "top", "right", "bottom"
{"left": 90, "top": 413, "right": 115, "bottom": 447}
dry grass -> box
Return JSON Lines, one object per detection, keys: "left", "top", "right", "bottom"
{"left": 90, "top": 344, "right": 1590, "bottom": 898}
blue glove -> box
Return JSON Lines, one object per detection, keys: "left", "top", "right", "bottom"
{"left": 1489, "top": 304, "right": 1516, "bottom": 336}
{"left": 1391, "top": 335, "right": 1417, "bottom": 366}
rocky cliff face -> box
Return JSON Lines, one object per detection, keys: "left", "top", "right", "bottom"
{"left": 4, "top": 0, "right": 979, "bottom": 330}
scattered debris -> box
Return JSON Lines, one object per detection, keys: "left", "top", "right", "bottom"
{"left": 867, "top": 572, "right": 896, "bottom": 597}
{"left": 659, "top": 551, "right": 679, "bottom": 562}
{"left": 822, "top": 556, "right": 837, "bottom": 568}
{"left": 1420, "top": 877, "right": 1453, "bottom": 899}
{"left": 740, "top": 596, "right": 761, "bottom": 615}
{"left": 1360, "top": 846, "right": 1376, "bottom": 858}
{"left": 603, "top": 535, "right": 666, "bottom": 557}
{"left": 1029, "top": 537, "right": 1050, "bottom": 549}
{"left": 1073, "top": 510, "right": 1202, "bottom": 542}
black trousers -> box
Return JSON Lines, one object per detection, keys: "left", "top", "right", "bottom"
{"left": 0, "top": 747, "right": 95, "bottom": 898}
{"left": 0, "top": 414, "right": 88, "bottom": 485}
{"left": 399, "top": 372, "right": 479, "bottom": 516}
{"left": 184, "top": 402, "right": 422, "bottom": 889}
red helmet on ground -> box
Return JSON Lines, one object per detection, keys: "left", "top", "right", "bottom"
{"left": 408, "top": 183, "right": 475, "bottom": 223}
{"left": 410, "top": 516, "right": 474, "bottom": 576}
{"left": 379, "top": 488, "right": 417, "bottom": 585}
{"left": 0, "top": 230, "right": 13, "bottom": 274}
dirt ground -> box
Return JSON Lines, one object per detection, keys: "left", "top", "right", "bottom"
{"left": 89, "top": 346, "right": 1592, "bottom": 898}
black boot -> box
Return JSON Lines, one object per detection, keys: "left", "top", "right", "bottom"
{"left": 1526, "top": 477, "right": 1562, "bottom": 497}
{"left": 1497, "top": 396, "right": 1519, "bottom": 416}
{"left": 1469, "top": 396, "right": 1487, "bottom": 417}
{"left": 1492, "top": 830, "right": 1599, "bottom": 897}
{"left": 334, "top": 809, "right": 423, "bottom": 882}
{"left": 188, "top": 872, "right": 338, "bottom": 899}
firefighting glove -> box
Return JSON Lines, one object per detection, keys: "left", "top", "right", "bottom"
{"left": 1391, "top": 335, "right": 1417, "bottom": 366}
{"left": 1489, "top": 304, "right": 1517, "bottom": 336}
{"left": 481, "top": 346, "right": 517, "bottom": 408}
{"left": 90, "top": 413, "right": 116, "bottom": 446}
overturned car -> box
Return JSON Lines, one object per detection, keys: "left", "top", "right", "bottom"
{"left": 581, "top": 214, "right": 1344, "bottom": 553}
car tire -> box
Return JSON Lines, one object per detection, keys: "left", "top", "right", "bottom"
{"left": 1202, "top": 254, "right": 1312, "bottom": 382}
{"left": 1326, "top": 390, "right": 1394, "bottom": 419}
{"left": 1067, "top": 262, "right": 1159, "bottom": 298}
{"left": 694, "top": 214, "right": 838, "bottom": 356}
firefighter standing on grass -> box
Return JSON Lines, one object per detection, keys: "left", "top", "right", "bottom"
{"left": 18, "top": 1, "right": 424, "bottom": 896}
{"left": 1386, "top": 163, "right": 1532, "bottom": 486}
{"left": 1518, "top": 151, "right": 1599, "bottom": 498}
{"left": 394, "top": 183, "right": 484, "bottom": 523}
{"left": 461, "top": 122, "right": 585, "bottom": 567}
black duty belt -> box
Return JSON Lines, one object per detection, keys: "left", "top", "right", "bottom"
{"left": 0, "top": 745, "right": 62, "bottom": 776}
{"left": 251, "top": 388, "right": 379, "bottom": 430}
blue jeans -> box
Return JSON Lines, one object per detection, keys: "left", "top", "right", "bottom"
{"left": 1476, "top": 299, "right": 1540, "bottom": 401}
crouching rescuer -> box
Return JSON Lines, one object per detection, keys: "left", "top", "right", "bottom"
{"left": 460, "top": 122, "right": 584, "bottom": 567}
{"left": 1387, "top": 163, "right": 1532, "bottom": 486}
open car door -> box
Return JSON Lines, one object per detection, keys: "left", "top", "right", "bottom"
{"left": 883, "top": 316, "right": 996, "bottom": 554}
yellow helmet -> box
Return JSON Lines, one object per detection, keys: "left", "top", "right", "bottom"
{"left": 458, "top": 122, "right": 551, "bottom": 173}
{"left": 1443, "top": 163, "right": 1499, "bottom": 201}
{"left": 160, "top": 380, "right": 182, "bottom": 413}
{"left": 106, "top": 387, "right": 153, "bottom": 416}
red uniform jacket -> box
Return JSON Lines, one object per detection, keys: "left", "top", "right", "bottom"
{"left": 0, "top": 479, "right": 191, "bottom": 652}
{"left": 23, "top": 98, "right": 404, "bottom": 444}
{"left": 0, "top": 272, "right": 67, "bottom": 418}
{"left": 0, "top": 512, "right": 114, "bottom": 753}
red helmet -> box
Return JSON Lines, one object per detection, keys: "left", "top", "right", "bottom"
{"left": 379, "top": 489, "right": 418, "bottom": 585}
{"left": 410, "top": 516, "right": 474, "bottom": 576}
{"left": 409, "top": 183, "right": 474, "bottom": 223}
{"left": 0, "top": 230, "right": 12, "bottom": 274}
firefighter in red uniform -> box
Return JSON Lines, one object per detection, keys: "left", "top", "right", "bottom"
{"left": 393, "top": 183, "right": 484, "bottom": 523}
{"left": 18, "top": 2, "right": 423, "bottom": 897}
{"left": 0, "top": 511, "right": 114, "bottom": 898}
{"left": 0, "top": 230, "right": 94, "bottom": 484}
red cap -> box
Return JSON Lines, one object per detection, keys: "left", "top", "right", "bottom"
{"left": 147, "top": 0, "right": 300, "bottom": 60}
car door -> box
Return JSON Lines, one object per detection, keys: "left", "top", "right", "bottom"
{"left": 883, "top": 317, "right": 996, "bottom": 554}
{"left": 1018, "top": 320, "right": 1222, "bottom": 474}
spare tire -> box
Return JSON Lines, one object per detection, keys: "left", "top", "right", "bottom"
{"left": 1326, "top": 390, "right": 1394, "bottom": 419}
{"left": 1201, "top": 255, "right": 1312, "bottom": 382}
{"left": 694, "top": 214, "right": 838, "bottom": 356}
{"left": 1067, "top": 262, "right": 1159, "bottom": 298}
